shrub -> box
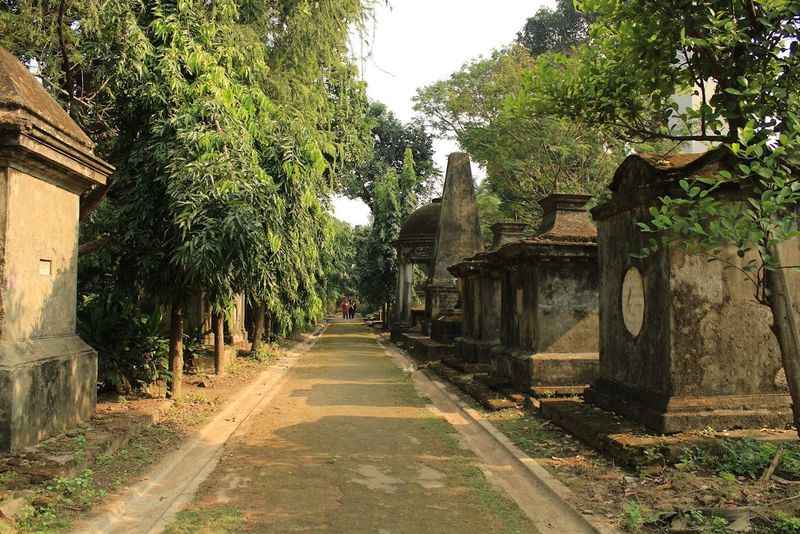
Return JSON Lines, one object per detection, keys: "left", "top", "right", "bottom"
{"left": 78, "top": 292, "right": 169, "bottom": 394}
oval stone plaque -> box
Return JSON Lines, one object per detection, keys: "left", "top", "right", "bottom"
{"left": 621, "top": 267, "right": 645, "bottom": 337}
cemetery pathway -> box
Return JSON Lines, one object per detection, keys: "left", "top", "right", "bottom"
{"left": 87, "top": 321, "right": 597, "bottom": 533}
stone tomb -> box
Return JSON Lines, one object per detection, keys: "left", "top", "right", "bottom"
{"left": 0, "top": 48, "right": 113, "bottom": 451}
{"left": 185, "top": 291, "right": 248, "bottom": 346}
{"left": 588, "top": 149, "right": 792, "bottom": 433}
{"left": 490, "top": 194, "right": 599, "bottom": 396}
{"left": 449, "top": 223, "right": 528, "bottom": 368}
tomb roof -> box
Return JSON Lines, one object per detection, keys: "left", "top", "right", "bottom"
{"left": 609, "top": 146, "right": 734, "bottom": 193}
{"left": 397, "top": 198, "right": 441, "bottom": 244}
{"left": 593, "top": 147, "right": 736, "bottom": 220}
{"left": 0, "top": 47, "right": 94, "bottom": 151}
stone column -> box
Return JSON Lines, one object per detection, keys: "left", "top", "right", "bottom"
{"left": 228, "top": 293, "right": 248, "bottom": 344}
{"left": 394, "top": 259, "right": 406, "bottom": 324}
{"left": 0, "top": 47, "right": 113, "bottom": 451}
{"left": 400, "top": 262, "right": 414, "bottom": 323}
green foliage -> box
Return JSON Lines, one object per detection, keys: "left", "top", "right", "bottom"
{"left": 415, "top": 45, "right": 622, "bottom": 226}
{"left": 354, "top": 167, "right": 403, "bottom": 311}
{"left": 552, "top": 0, "right": 800, "bottom": 145}
{"left": 2, "top": 0, "right": 376, "bottom": 378}
{"left": 78, "top": 292, "right": 169, "bottom": 393}
{"left": 683, "top": 511, "right": 730, "bottom": 534}
{"left": 517, "top": 0, "right": 589, "bottom": 55}
{"left": 475, "top": 182, "right": 504, "bottom": 245}
{"left": 771, "top": 513, "right": 800, "bottom": 534}
{"left": 17, "top": 470, "right": 106, "bottom": 532}
{"left": 678, "top": 439, "right": 800, "bottom": 480}
{"left": 622, "top": 500, "right": 647, "bottom": 532}
{"left": 342, "top": 102, "right": 438, "bottom": 210}
{"left": 320, "top": 216, "right": 359, "bottom": 309}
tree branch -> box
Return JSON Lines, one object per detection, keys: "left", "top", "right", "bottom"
{"left": 56, "top": 0, "right": 74, "bottom": 111}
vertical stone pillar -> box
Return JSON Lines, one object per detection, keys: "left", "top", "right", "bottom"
{"left": 227, "top": 293, "right": 248, "bottom": 344}
{"left": 425, "top": 153, "right": 482, "bottom": 332}
{"left": 400, "top": 262, "right": 413, "bottom": 323}
{"left": 0, "top": 47, "right": 113, "bottom": 451}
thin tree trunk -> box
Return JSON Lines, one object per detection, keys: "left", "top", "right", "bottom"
{"left": 169, "top": 302, "right": 184, "bottom": 399}
{"left": 251, "top": 303, "right": 266, "bottom": 354}
{"left": 265, "top": 310, "right": 272, "bottom": 343}
{"left": 764, "top": 254, "right": 800, "bottom": 437}
{"left": 214, "top": 311, "right": 225, "bottom": 376}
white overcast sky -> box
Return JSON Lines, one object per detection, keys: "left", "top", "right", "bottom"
{"left": 332, "top": 1, "right": 549, "bottom": 226}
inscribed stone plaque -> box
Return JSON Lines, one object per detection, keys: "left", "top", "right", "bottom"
{"left": 622, "top": 267, "right": 645, "bottom": 336}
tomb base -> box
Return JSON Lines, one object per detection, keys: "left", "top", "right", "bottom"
{"left": 455, "top": 337, "right": 499, "bottom": 365}
{"left": 488, "top": 346, "right": 513, "bottom": 386}
{"left": 390, "top": 322, "right": 411, "bottom": 343}
{"left": 430, "top": 315, "right": 462, "bottom": 344}
{"left": 0, "top": 337, "right": 97, "bottom": 452}
{"left": 587, "top": 379, "right": 793, "bottom": 434}
{"left": 500, "top": 351, "right": 598, "bottom": 395}
{"left": 399, "top": 332, "right": 453, "bottom": 362}
{"left": 539, "top": 398, "right": 796, "bottom": 468}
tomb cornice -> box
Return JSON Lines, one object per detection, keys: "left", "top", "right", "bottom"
{"left": 0, "top": 125, "right": 112, "bottom": 193}
{"left": 591, "top": 147, "right": 742, "bottom": 221}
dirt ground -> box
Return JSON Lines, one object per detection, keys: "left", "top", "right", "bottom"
{"left": 485, "top": 409, "right": 800, "bottom": 533}
{"left": 0, "top": 342, "right": 290, "bottom": 533}
{"left": 165, "top": 321, "right": 537, "bottom": 534}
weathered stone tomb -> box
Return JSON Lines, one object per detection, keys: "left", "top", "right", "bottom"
{"left": 489, "top": 194, "right": 600, "bottom": 396}
{"left": 0, "top": 48, "right": 113, "bottom": 451}
{"left": 588, "top": 149, "right": 792, "bottom": 433}
{"left": 449, "top": 222, "right": 528, "bottom": 368}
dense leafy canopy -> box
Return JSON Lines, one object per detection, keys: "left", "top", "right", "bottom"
{"left": 1, "top": 0, "right": 374, "bottom": 390}
{"left": 516, "top": 0, "right": 589, "bottom": 55}
{"left": 414, "top": 45, "right": 620, "bottom": 225}
{"left": 341, "top": 101, "right": 437, "bottom": 209}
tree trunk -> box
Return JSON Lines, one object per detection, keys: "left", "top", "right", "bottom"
{"left": 251, "top": 303, "right": 266, "bottom": 354}
{"left": 265, "top": 310, "right": 272, "bottom": 343}
{"left": 169, "top": 302, "right": 184, "bottom": 399}
{"left": 214, "top": 311, "right": 225, "bottom": 376}
{"left": 764, "top": 260, "right": 800, "bottom": 438}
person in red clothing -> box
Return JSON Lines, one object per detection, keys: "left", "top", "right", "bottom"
{"left": 341, "top": 299, "right": 350, "bottom": 319}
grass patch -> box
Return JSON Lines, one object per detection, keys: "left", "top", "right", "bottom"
{"left": 462, "top": 466, "right": 534, "bottom": 534}
{"left": 677, "top": 439, "right": 800, "bottom": 480}
{"left": 17, "top": 470, "right": 106, "bottom": 533}
{"left": 487, "top": 410, "right": 581, "bottom": 459}
{"left": 163, "top": 506, "right": 244, "bottom": 533}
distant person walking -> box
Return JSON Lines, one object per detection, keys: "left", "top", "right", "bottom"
{"left": 341, "top": 299, "right": 349, "bottom": 319}
{"left": 350, "top": 301, "right": 358, "bottom": 319}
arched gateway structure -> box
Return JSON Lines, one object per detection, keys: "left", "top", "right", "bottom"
{"left": 392, "top": 198, "right": 441, "bottom": 328}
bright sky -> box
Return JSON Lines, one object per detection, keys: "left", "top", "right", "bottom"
{"left": 332, "top": 0, "right": 549, "bottom": 226}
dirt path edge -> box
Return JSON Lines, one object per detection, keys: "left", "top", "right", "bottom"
{"left": 74, "top": 324, "right": 327, "bottom": 534}
{"left": 378, "top": 336, "right": 620, "bottom": 534}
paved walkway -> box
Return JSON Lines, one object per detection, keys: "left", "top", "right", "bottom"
{"left": 163, "top": 321, "right": 538, "bottom": 533}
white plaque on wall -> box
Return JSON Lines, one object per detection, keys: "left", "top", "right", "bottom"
{"left": 622, "top": 267, "right": 645, "bottom": 336}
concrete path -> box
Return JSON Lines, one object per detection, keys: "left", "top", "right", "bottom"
{"left": 81, "top": 321, "right": 600, "bottom": 533}
{"left": 161, "top": 320, "right": 549, "bottom": 533}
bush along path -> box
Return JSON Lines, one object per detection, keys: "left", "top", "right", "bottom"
{"left": 161, "top": 321, "right": 541, "bottom": 534}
